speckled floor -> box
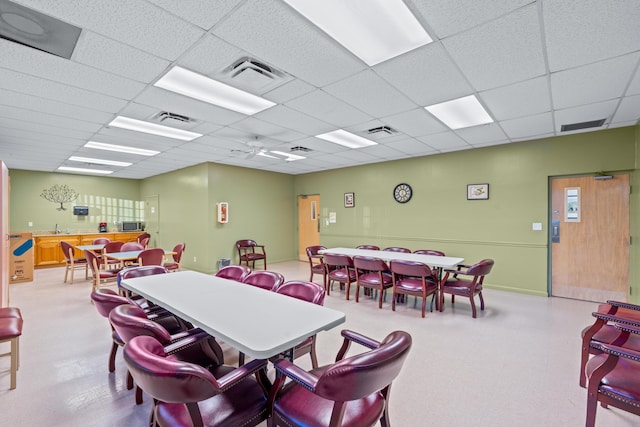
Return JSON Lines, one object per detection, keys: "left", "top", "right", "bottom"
{"left": 0, "top": 261, "right": 636, "bottom": 426}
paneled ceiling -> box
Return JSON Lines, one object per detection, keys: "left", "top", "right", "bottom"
{"left": 0, "top": 0, "right": 639, "bottom": 178}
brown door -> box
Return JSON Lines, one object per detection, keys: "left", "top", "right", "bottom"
{"left": 550, "top": 174, "right": 629, "bottom": 302}
{"left": 297, "top": 195, "right": 320, "bottom": 261}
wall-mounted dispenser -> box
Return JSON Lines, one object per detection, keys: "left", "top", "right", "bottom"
{"left": 217, "top": 202, "right": 228, "bottom": 223}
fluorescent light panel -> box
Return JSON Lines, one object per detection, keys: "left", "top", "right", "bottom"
{"left": 283, "top": 0, "right": 432, "bottom": 66}
{"left": 109, "top": 116, "right": 202, "bottom": 141}
{"left": 58, "top": 166, "right": 113, "bottom": 175}
{"left": 68, "top": 156, "right": 132, "bottom": 167}
{"left": 425, "top": 95, "right": 494, "bottom": 130}
{"left": 154, "top": 66, "right": 276, "bottom": 115}
{"left": 84, "top": 141, "right": 159, "bottom": 156}
{"left": 271, "top": 151, "right": 305, "bottom": 161}
{"left": 316, "top": 129, "right": 377, "bottom": 149}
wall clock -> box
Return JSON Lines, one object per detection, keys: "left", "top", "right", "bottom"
{"left": 393, "top": 183, "right": 412, "bottom": 203}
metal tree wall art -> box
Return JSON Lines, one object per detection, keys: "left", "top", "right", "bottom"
{"left": 40, "top": 184, "right": 79, "bottom": 211}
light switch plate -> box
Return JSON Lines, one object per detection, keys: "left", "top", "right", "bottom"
{"left": 532, "top": 222, "right": 542, "bottom": 231}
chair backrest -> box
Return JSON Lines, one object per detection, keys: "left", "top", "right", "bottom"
{"left": 139, "top": 237, "right": 150, "bottom": 248}
{"left": 137, "top": 248, "right": 165, "bottom": 266}
{"left": 171, "top": 243, "right": 185, "bottom": 262}
{"left": 322, "top": 253, "right": 354, "bottom": 269}
{"left": 389, "top": 260, "right": 432, "bottom": 278}
{"left": 136, "top": 233, "right": 151, "bottom": 244}
{"left": 121, "top": 242, "right": 144, "bottom": 252}
{"left": 306, "top": 245, "right": 326, "bottom": 259}
{"left": 60, "top": 241, "right": 75, "bottom": 261}
{"left": 103, "top": 241, "right": 124, "bottom": 253}
{"left": 383, "top": 247, "right": 411, "bottom": 253}
{"left": 356, "top": 245, "right": 380, "bottom": 250}
{"left": 273, "top": 280, "right": 325, "bottom": 305}
{"left": 316, "top": 331, "right": 412, "bottom": 401}
{"left": 93, "top": 238, "right": 111, "bottom": 244}
{"left": 123, "top": 335, "right": 220, "bottom": 404}
{"left": 413, "top": 249, "right": 445, "bottom": 256}
{"left": 90, "top": 288, "right": 129, "bottom": 318}
{"left": 236, "top": 239, "right": 258, "bottom": 250}
{"left": 242, "top": 271, "right": 285, "bottom": 291}
{"left": 353, "top": 256, "right": 389, "bottom": 273}
{"left": 109, "top": 303, "right": 172, "bottom": 344}
{"left": 84, "top": 249, "right": 101, "bottom": 275}
{"left": 216, "top": 265, "right": 251, "bottom": 281}
{"left": 117, "top": 265, "right": 169, "bottom": 287}
{"left": 467, "top": 259, "right": 495, "bottom": 278}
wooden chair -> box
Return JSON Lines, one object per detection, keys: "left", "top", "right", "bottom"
{"left": 137, "top": 248, "right": 165, "bottom": 266}
{"left": 356, "top": 245, "right": 380, "bottom": 250}
{"left": 441, "top": 259, "right": 494, "bottom": 318}
{"left": 85, "top": 249, "right": 119, "bottom": 293}
{"left": 60, "top": 241, "right": 88, "bottom": 284}
{"left": 382, "top": 247, "right": 411, "bottom": 253}
{"left": 322, "top": 253, "right": 357, "bottom": 297}
{"left": 306, "top": 245, "right": 326, "bottom": 283}
{"left": 390, "top": 259, "right": 438, "bottom": 318}
{"left": 353, "top": 256, "right": 393, "bottom": 309}
{"left": 216, "top": 265, "right": 251, "bottom": 281}
{"left": 236, "top": 239, "right": 267, "bottom": 269}
{"left": 163, "top": 243, "right": 185, "bottom": 271}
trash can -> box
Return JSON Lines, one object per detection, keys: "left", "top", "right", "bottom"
{"left": 10, "top": 233, "right": 34, "bottom": 283}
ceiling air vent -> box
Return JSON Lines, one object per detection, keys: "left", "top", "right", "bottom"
{"left": 219, "top": 57, "right": 291, "bottom": 93}
{"left": 561, "top": 118, "right": 606, "bottom": 132}
{"left": 367, "top": 126, "right": 397, "bottom": 135}
{"left": 156, "top": 112, "right": 191, "bottom": 123}
{"left": 290, "top": 146, "right": 311, "bottom": 152}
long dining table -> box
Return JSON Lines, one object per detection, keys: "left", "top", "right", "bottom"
{"left": 318, "top": 247, "right": 464, "bottom": 312}
{"left": 120, "top": 270, "right": 346, "bottom": 360}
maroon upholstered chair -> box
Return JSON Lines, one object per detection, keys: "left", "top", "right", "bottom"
{"left": 353, "top": 256, "right": 393, "bottom": 309}
{"left": 85, "top": 249, "right": 119, "bottom": 293}
{"left": 322, "top": 253, "right": 357, "bottom": 297}
{"left": 236, "top": 239, "right": 267, "bottom": 270}
{"left": 93, "top": 238, "right": 111, "bottom": 244}
{"left": 102, "top": 241, "right": 124, "bottom": 269}
{"left": 123, "top": 335, "right": 269, "bottom": 427}
{"left": 356, "top": 245, "right": 380, "bottom": 250}
{"left": 139, "top": 237, "right": 150, "bottom": 249}
{"left": 242, "top": 270, "right": 285, "bottom": 291}
{"left": 585, "top": 322, "right": 640, "bottom": 426}
{"left": 306, "top": 245, "right": 327, "bottom": 283}
{"left": 0, "top": 316, "right": 23, "bottom": 390}
{"left": 136, "top": 232, "right": 150, "bottom": 245}
{"left": 441, "top": 259, "right": 494, "bottom": 318}
{"left": 137, "top": 248, "right": 165, "bottom": 266}
{"left": 413, "top": 249, "right": 445, "bottom": 256}
{"left": 272, "top": 280, "right": 326, "bottom": 368}
{"left": 60, "top": 240, "right": 88, "bottom": 284}
{"left": 390, "top": 260, "right": 438, "bottom": 318}
{"left": 117, "top": 265, "right": 170, "bottom": 305}
{"left": 382, "top": 247, "right": 411, "bottom": 253}
{"left": 268, "top": 329, "right": 412, "bottom": 427}
{"left": 580, "top": 301, "right": 640, "bottom": 387}
{"left": 121, "top": 242, "right": 144, "bottom": 252}
{"left": 215, "top": 265, "right": 251, "bottom": 281}
{"left": 163, "top": 243, "right": 185, "bottom": 272}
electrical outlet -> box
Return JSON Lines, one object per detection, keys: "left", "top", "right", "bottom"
{"left": 193, "top": 256, "right": 197, "bottom": 263}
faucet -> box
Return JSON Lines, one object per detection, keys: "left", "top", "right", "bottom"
{"left": 55, "top": 224, "right": 60, "bottom": 234}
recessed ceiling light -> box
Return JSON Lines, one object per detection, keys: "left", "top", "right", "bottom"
{"left": 154, "top": 66, "right": 276, "bottom": 115}
{"left": 270, "top": 151, "right": 306, "bottom": 161}
{"left": 58, "top": 166, "right": 113, "bottom": 175}
{"left": 68, "top": 156, "right": 132, "bottom": 167}
{"left": 316, "top": 129, "right": 377, "bottom": 149}
{"left": 425, "top": 95, "right": 494, "bottom": 130}
{"left": 282, "top": 0, "right": 432, "bottom": 66}
{"left": 108, "top": 116, "right": 202, "bottom": 141}
{"left": 84, "top": 141, "right": 159, "bottom": 156}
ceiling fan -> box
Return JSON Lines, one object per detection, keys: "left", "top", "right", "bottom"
{"left": 231, "top": 136, "right": 287, "bottom": 160}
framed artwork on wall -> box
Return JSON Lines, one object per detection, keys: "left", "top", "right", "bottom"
{"left": 467, "top": 183, "right": 489, "bottom": 200}
{"left": 344, "top": 192, "right": 355, "bottom": 208}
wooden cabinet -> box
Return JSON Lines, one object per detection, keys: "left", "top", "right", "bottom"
{"left": 34, "top": 232, "right": 141, "bottom": 268}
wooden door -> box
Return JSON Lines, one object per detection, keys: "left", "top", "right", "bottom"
{"left": 297, "top": 195, "right": 320, "bottom": 261}
{"left": 550, "top": 174, "right": 629, "bottom": 302}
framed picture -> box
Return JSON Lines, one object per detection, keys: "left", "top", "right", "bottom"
{"left": 344, "top": 192, "right": 355, "bottom": 208}
{"left": 467, "top": 183, "right": 489, "bottom": 200}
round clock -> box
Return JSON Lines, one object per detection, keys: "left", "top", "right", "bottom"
{"left": 393, "top": 183, "right": 412, "bottom": 203}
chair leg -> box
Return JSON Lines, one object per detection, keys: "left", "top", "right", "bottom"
{"left": 10, "top": 336, "right": 18, "bottom": 389}
{"left": 470, "top": 296, "right": 477, "bottom": 318}
{"left": 126, "top": 370, "right": 134, "bottom": 390}
{"left": 135, "top": 385, "right": 143, "bottom": 404}
{"left": 64, "top": 265, "right": 69, "bottom": 283}
{"left": 479, "top": 291, "right": 485, "bottom": 311}
{"left": 108, "top": 342, "right": 118, "bottom": 372}
{"left": 392, "top": 291, "right": 397, "bottom": 311}
{"left": 309, "top": 337, "right": 318, "bottom": 369}
{"left": 421, "top": 297, "right": 426, "bottom": 318}
{"left": 378, "top": 288, "right": 384, "bottom": 309}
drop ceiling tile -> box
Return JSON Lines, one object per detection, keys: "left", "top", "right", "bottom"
{"left": 0, "top": 105, "right": 101, "bottom": 132}
{"left": 264, "top": 79, "right": 316, "bottom": 104}
{"left": 0, "top": 126, "right": 86, "bottom": 148}
{"left": 608, "top": 121, "right": 639, "bottom": 129}
{"left": 220, "top": 118, "right": 306, "bottom": 142}
{"left": 551, "top": 54, "right": 639, "bottom": 109}
{"left": 499, "top": 112, "right": 554, "bottom": 140}
{"left": 611, "top": 95, "right": 640, "bottom": 124}
{"left": 147, "top": 0, "right": 243, "bottom": 30}
{"left": 543, "top": 0, "right": 640, "bottom": 71}
{"left": 73, "top": 31, "right": 170, "bottom": 83}
{"left": 479, "top": 76, "right": 551, "bottom": 121}
{"left": 455, "top": 123, "right": 508, "bottom": 145}
{"left": 359, "top": 144, "right": 409, "bottom": 160}
{"left": 381, "top": 108, "right": 447, "bottom": 137}
{"left": 255, "top": 105, "right": 333, "bottom": 136}
{"left": 553, "top": 99, "right": 619, "bottom": 134}
{"left": 386, "top": 138, "right": 438, "bottom": 156}
{"left": 374, "top": 43, "right": 472, "bottom": 106}
{"left": 18, "top": 0, "right": 205, "bottom": 60}
{"left": 417, "top": 131, "right": 469, "bottom": 150}
{"left": 94, "top": 128, "right": 186, "bottom": 151}
{"left": 628, "top": 67, "right": 640, "bottom": 96}
{"left": 324, "top": 70, "right": 416, "bottom": 118}
{"left": 442, "top": 4, "right": 545, "bottom": 90}
{"left": 286, "top": 90, "right": 372, "bottom": 128}
{"left": 412, "top": 0, "right": 533, "bottom": 38}
{"left": 212, "top": 0, "right": 366, "bottom": 87}
{"left": 0, "top": 117, "right": 94, "bottom": 141}
{"left": 176, "top": 35, "right": 245, "bottom": 76}
{"left": 510, "top": 132, "right": 555, "bottom": 143}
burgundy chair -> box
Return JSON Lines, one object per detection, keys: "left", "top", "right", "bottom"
{"left": 440, "top": 259, "right": 494, "bottom": 318}
{"left": 413, "top": 249, "right": 445, "bottom": 256}
{"left": 272, "top": 280, "right": 326, "bottom": 368}
{"left": 137, "top": 248, "right": 165, "bottom": 266}
{"left": 389, "top": 260, "right": 438, "bottom": 318}
{"left": 0, "top": 316, "right": 23, "bottom": 390}
{"left": 579, "top": 301, "right": 640, "bottom": 387}
{"left": 136, "top": 232, "right": 150, "bottom": 245}
{"left": 306, "top": 245, "right": 326, "bottom": 283}
{"left": 242, "top": 270, "right": 284, "bottom": 291}
{"left": 236, "top": 239, "right": 267, "bottom": 270}
{"left": 382, "top": 247, "right": 411, "bottom": 253}
{"left": 123, "top": 335, "right": 269, "bottom": 427}
{"left": 117, "top": 265, "right": 170, "bottom": 303}
{"left": 353, "top": 256, "right": 393, "bottom": 309}
{"left": 356, "top": 245, "right": 380, "bottom": 250}
{"left": 139, "top": 237, "right": 150, "bottom": 248}
{"left": 60, "top": 240, "right": 88, "bottom": 284}
{"left": 93, "top": 238, "right": 111, "bottom": 244}
{"left": 121, "top": 242, "right": 144, "bottom": 252}
{"left": 585, "top": 322, "right": 640, "bottom": 426}
{"left": 215, "top": 265, "right": 251, "bottom": 281}
{"left": 268, "top": 329, "right": 412, "bottom": 427}
{"left": 102, "top": 241, "right": 124, "bottom": 269}
{"left": 85, "top": 249, "right": 119, "bottom": 293}
{"left": 163, "top": 243, "right": 185, "bottom": 272}
{"left": 322, "top": 253, "right": 357, "bottom": 297}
